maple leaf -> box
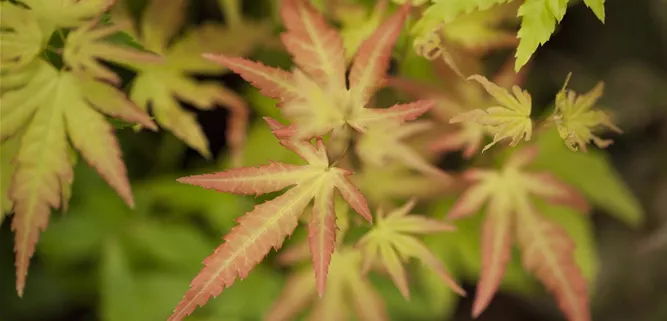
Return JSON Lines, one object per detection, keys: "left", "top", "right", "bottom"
{"left": 121, "top": 0, "right": 269, "bottom": 161}
{"left": 357, "top": 200, "right": 465, "bottom": 299}
{"left": 0, "top": 2, "right": 45, "bottom": 71}
{"left": 63, "top": 18, "right": 162, "bottom": 85}
{"left": 0, "top": 61, "right": 156, "bottom": 296}
{"left": 169, "top": 119, "right": 372, "bottom": 321}
{"left": 19, "top": 0, "right": 114, "bottom": 29}
{"left": 266, "top": 248, "right": 388, "bottom": 321}
{"left": 450, "top": 74, "right": 533, "bottom": 152}
{"left": 414, "top": 1, "right": 518, "bottom": 54}
{"left": 515, "top": 0, "right": 606, "bottom": 71}
{"left": 552, "top": 74, "right": 622, "bottom": 152}
{"left": 447, "top": 146, "right": 590, "bottom": 321}
{"left": 205, "top": 1, "right": 432, "bottom": 142}
{"left": 355, "top": 118, "right": 449, "bottom": 180}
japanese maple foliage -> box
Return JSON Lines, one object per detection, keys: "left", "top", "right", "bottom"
{"left": 169, "top": 0, "right": 448, "bottom": 319}
{"left": 171, "top": 118, "right": 372, "bottom": 320}
{"left": 204, "top": 0, "right": 443, "bottom": 179}
{"left": 448, "top": 146, "right": 591, "bottom": 320}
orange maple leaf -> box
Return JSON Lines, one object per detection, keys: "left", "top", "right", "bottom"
{"left": 169, "top": 118, "right": 372, "bottom": 321}
{"left": 447, "top": 146, "right": 590, "bottom": 321}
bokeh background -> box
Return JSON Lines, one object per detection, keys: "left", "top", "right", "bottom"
{"left": 1, "top": 0, "right": 666, "bottom": 320}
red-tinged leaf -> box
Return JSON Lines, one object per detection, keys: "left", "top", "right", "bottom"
{"left": 177, "top": 162, "right": 319, "bottom": 196}
{"left": 525, "top": 172, "right": 590, "bottom": 213}
{"left": 331, "top": 174, "right": 372, "bottom": 223}
{"left": 263, "top": 117, "right": 298, "bottom": 139}
{"left": 349, "top": 100, "right": 435, "bottom": 130}
{"left": 168, "top": 182, "right": 317, "bottom": 321}
{"left": 431, "top": 123, "right": 486, "bottom": 159}
{"left": 63, "top": 86, "right": 134, "bottom": 208}
{"left": 309, "top": 184, "right": 337, "bottom": 296}
{"left": 517, "top": 210, "right": 590, "bottom": 321}
{"left": 10, "top": 101, "right": 71, "bottom": 297}
{"left": 446, "top": 149, "right": 591, "bottom": 319}
{"left": 349, "top": 3, "right": 411, "bottom": 105}
{"left": 280, "top": 0, "right": 346, "bottom": 89}
{"left": 265, "top": 270, "right": 317, "bottom": 321}
{"left": 473, "top": 197, "right": 513, "bottom": 317}
{"left": 204, "top": 54, "right": 300, "bottom": 102}
{"left": 173, "top": 126, "right": 373, "bottom": 318}
{"left": 447, "top": 171, "right": 494, "bottom": 220}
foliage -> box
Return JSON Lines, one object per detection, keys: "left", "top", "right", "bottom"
{"left": 0, "top": 1, "right": 644, "bottom": 321}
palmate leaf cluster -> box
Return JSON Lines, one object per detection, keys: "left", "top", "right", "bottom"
{"left": 0, "top": 0, "right": 267, "bottom": 297}
{"left": 0, "top": 1, "right": 644, "bottom": 321}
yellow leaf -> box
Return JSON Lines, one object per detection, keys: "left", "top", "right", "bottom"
{"left": 450, "top": 74, "right": 533, "bottom": 151}
{"left": 1, "top": 61, "right": 155, "bottom": 296}
{"left": 552, "top": 74, "right": 622, "bottom": 152}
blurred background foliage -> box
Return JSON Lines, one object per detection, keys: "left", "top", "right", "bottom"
{"left": 1, "top": 0, "right": 666, "bottom": 321}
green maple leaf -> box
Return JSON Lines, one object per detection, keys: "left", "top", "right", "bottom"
{"left": 0, "top": 61, "right": 157, "bottom": 296}
{"left": 418, "top": 0, "right": 607, "bottom": 71}
{"left": 120, "top": 0, "right": 270, "bottom": 160}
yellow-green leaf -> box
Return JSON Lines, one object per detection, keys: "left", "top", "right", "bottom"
{"left": 583, "top": 0, "right": 606, "bottom": 22}
{"left": 21, "top": 0, "right": 113, "bottom": 28}
{"left": 515, "top": 0, "right": 557, "bottom": 71}
{"left": 552, "top": 74, "right": 622, "bottom": 152}
{"left": 0, "top": 3, "right": 45, "bottom": 71}
{"left": 450, "top": 74, "right": 532, "bottom": 152}
{"left": 1, "top": 61, "right": 155, "bottom": 296}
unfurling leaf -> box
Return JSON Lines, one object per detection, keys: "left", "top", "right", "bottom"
{"left": 447, "top": 147, "right": 590, "bottom": 320}
{"left": 552, "top": 74, "right": 622, "bottom": 152}
{"left": 170, "top": 123, "right": 371, "bottom": 320}
{"left": 358, "top": 200, "right": 464, "bottom": 299}
{"left": 1, "top": 61, "right": 155, "bottom": 296}
{"left": 450, "top": 74, "right": 532, "bottom": 152}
